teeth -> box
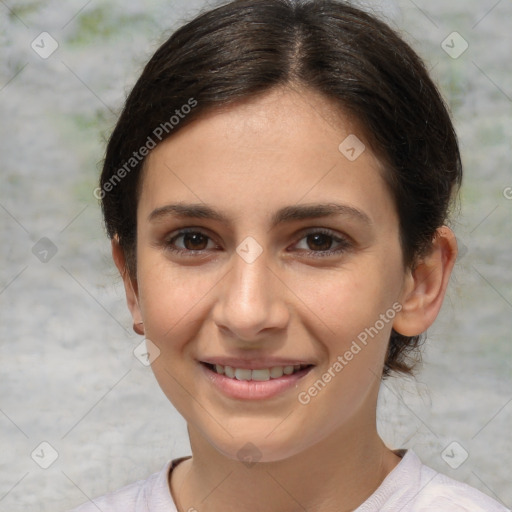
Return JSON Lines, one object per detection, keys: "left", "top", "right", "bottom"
{"left": 208, "top": 363, "right": 309, "bottom": 380}
{"left": 251, "top": 369, "right": 271, "bottom": 381}
{"left": 234, "top": 368, "right": 252, "bottom": 381}
{"left": 283, "top": 365, "right": 294, "bottom": 375}
{"left": 270, "top": 366, "right": 284, "bottom": 378}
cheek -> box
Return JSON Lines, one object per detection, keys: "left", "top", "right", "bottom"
{"left": 290, "top": 258, "right": 403, "bottom": 344}
{"left": 137, "top": 259, "right": 219, "bottom": 350}
{"left": 289, "top": 267, "right": 401, "bottom": 427}
{"left": 136, "top": 259, "right": 220, "bottom": 412}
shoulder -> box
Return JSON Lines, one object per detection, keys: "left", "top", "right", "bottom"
{"left": 357, "top": 450, "right": 510, "bottom": 512}
{"left": 66, "top": 459, "right": 179, "bottom": 512}
{"left": 411, "top": 458, "right": 509, "bottom": 512}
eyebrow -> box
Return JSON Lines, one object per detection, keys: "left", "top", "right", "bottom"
{"left": 149, "top": 202, "right": 372, "bottom": 228}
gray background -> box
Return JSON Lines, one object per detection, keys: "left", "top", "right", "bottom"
{"left": 0, "top": 0, "right": 511, "bottom": 510}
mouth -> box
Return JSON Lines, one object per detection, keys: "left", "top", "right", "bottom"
{"left": 199, "top": 361, "right": 315, "bottom": 400}
{"left": 201, "top": 362, "right": 314, "bottom": 381}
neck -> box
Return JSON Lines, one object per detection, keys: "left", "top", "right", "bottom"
{"left": 170, "top": 416, "right": 401, "bottom": 512}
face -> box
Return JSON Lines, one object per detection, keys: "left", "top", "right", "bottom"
{"left": 122, "top": 86, "right": 413, "bottom": 462}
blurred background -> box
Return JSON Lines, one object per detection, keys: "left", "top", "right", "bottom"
{"left": 0, "top": 0, "right": 511, "bottom": 510}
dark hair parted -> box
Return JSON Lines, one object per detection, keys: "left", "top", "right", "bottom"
{"left": 100, "top": 0, "right": 462, "bottom": 377}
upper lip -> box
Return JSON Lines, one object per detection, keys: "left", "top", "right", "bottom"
{"left": 200, "top": 357, "right": 315, "bottom": 370}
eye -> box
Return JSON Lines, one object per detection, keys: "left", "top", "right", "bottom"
{"left": 292, "top": 229, "right": 352, "bottom": 257}
{"left": 163, "top": 227, "right": 352, "bottom": 258}
{"left": 165, "top": 229, "right": 218, "bottom": 254}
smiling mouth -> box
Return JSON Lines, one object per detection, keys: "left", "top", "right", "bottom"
{"left": 201, "top": 362, "right": 314, "bottom": 381}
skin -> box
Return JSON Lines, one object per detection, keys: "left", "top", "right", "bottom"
{"left": 113, "top": 85, "right": 457, "bottom": 512}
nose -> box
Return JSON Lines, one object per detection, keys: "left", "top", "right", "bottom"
{"left": 212, "top": 246, "right": 290, "bottom": 343}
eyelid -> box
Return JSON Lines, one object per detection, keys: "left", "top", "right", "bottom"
{"left": 294, "top": 226, "right": 352, "bottom": 244}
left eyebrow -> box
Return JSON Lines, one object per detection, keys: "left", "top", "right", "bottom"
{"left": 148, "top": 202, "right": 372, "bottom": 228}
{"left": 270, "top": 203, "right": 372, "bottom": 227}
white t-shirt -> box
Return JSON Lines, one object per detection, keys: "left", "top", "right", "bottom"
{"left": 68, "top": 450, "right": 509, "bottom": 512}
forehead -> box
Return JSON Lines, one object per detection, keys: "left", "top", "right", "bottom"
{"left": 138, "top": 86, "right": 396, "bottom": 229}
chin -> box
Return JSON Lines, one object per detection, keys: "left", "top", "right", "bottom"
{"left": 202, "top": 426, "right": 314, "bottom": 465}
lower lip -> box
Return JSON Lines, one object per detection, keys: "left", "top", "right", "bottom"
{"left": 199, "top": 363, "right": 314, "bottom": 401}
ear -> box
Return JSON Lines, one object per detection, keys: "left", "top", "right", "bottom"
{"left": 111, "top": 238, "right": 143, "bottom": 333}
{"left": 393, "top": 226, "right": 458, "bottom": 337}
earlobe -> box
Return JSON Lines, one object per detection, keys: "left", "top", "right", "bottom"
{"left": 111, "top": 238, "right": 144, "bottom": 332}
{"left": 393, "top": 226, "right": 458, "bottom": 337}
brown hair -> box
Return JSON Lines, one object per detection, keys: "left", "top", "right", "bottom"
{"left": 99, "top": 0, "right": 462, "bottom": 377}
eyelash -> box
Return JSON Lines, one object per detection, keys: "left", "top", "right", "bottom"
{"left": 164, "top": 228, "right": 352, "bottom": 258}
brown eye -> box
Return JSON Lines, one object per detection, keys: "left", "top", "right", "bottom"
{"left": 306, "top": 233, "right": 334, "bottom": 251}
{"left": 293, "top": 229, "right": 352, "bottom": 257}
{"left": 165, "top": 229, "right": 217, "bottom": 254}
{"left": 181, "top": 232, "right": 209, "bottom": 251}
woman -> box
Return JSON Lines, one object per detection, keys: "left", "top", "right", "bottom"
{"left": 70, "top": 0, "right": 508, "bottom": 510}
